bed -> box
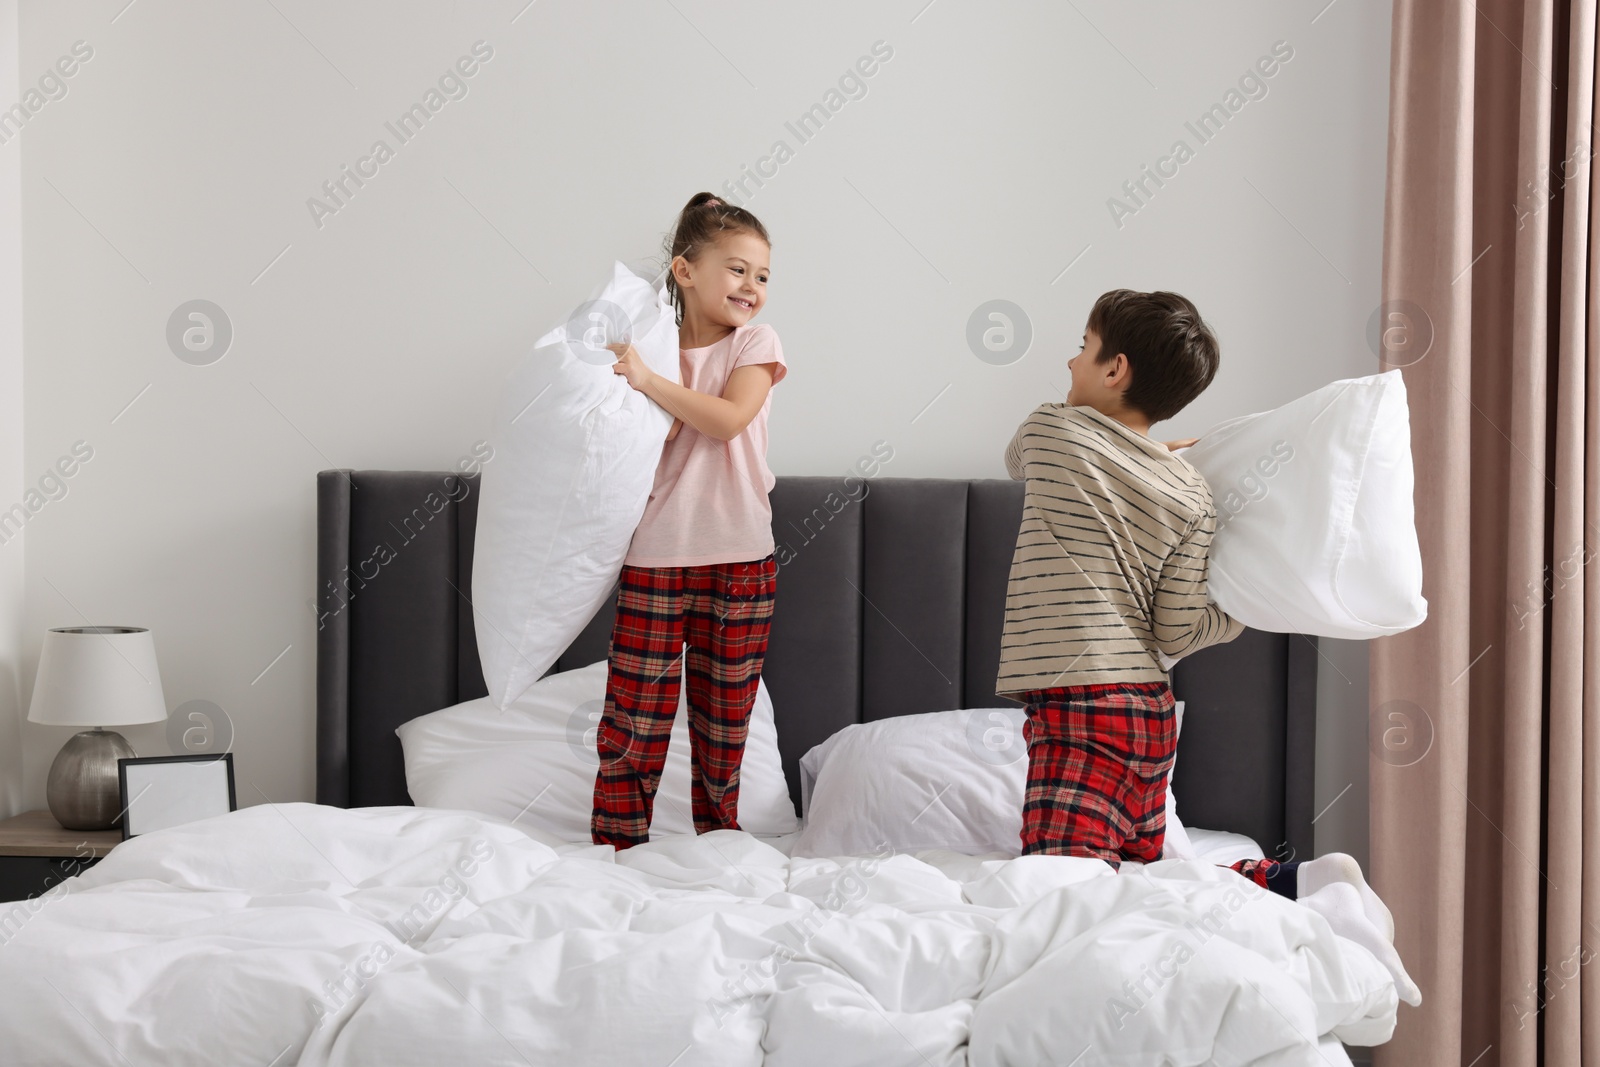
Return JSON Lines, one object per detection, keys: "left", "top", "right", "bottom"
{"left": 0, "top": 471, "right": 1398, "bottom": 1066}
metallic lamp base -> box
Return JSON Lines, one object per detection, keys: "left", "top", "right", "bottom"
{"left": 45, "top": 728, "right": 137, "bottom": 831}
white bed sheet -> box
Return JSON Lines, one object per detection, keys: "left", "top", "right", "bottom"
{"left": 763, "top": 824, "right": 1265, "bottom": 866}
{"left": 0, "top": 803, "right": 1397, "bottom": 1066}
{"left": 761, "top": 825, "right": 1260, "bottom": 870}
{"left": 1187, "top": 826, "right": 1270, "bottom": 867}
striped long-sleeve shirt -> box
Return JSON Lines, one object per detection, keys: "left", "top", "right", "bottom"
{"left": 995, "top": 401, "right": 1244, "bottom": 698}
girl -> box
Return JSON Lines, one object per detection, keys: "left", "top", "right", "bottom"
{"left": 591, "top": 192, "right": 786, "bottom": 849}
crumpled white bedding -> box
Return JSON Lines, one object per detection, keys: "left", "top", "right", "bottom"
{"left": 0, "top": 804, "right": 1397, "bottom": 1066}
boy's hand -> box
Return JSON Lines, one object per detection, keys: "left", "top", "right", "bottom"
{"left": 1163, "top": 437, "right": 1199, "bottom": 451}
{"left": 607, "top": 342, "right": 655, "bottom": 391}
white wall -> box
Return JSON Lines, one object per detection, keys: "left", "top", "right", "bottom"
{"left": 0, "top": 0, "right": 24, "bottom": 820}
{"left": 12, "top": 0, "right": 1387, "bottom": 860}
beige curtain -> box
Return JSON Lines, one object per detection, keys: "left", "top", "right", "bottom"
{"left": 1374, "top": 1, "right": 1600, "bottom": 1064}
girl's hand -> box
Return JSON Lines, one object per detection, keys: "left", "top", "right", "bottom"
{"left": 607, "top": 343, "right": 655, "bottom": 391}
{"left": 1163, "top": 437, "right": 1199, "bottom": 451}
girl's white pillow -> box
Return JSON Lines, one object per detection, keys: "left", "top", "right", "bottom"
{"left": 472, "top": 261, "right": 679, "bottom": 708}
{"left": 1179, "top": 369, "right": 1427, "bottom": 639}
{"left": 793, "top": 704, "right": 1192, "bottom": 860}
{"left": 397, "top": 659, "right": 800, "bottom": 840}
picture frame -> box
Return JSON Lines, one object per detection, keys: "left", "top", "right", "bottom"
{"left": 116, "top": 753, "right": 237, "bottom": 841}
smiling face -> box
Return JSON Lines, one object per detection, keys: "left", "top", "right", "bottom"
{"left": 672, "top": 230, "right": 770, "bottom": 337}
{"left": 1067, "top": 326, "right": 1154, "bottom": 434}
{"left": 1067, "top": 328, "right": 1105, "bottom": 406}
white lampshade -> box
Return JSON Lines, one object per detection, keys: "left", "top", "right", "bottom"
{"left": 28, "top": 626, "right": 169, "bottom": 727}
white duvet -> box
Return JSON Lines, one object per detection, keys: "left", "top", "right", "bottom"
{"left": 0, "top": 804, "right": 1397, "bottom": 1066}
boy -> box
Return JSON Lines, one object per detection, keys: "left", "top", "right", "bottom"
{"left": 992, "top": 291, "right": 1418, "bottom": 1003}
{"left": 998, "top": 288, "right": 1242, "bottom": 865}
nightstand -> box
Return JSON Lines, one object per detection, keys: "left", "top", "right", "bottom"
{"left": 0, "top": 810, "right": 121, "bottom": 904}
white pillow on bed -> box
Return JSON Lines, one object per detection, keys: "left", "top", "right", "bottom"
{"left": 793, "top": 703, "right": 1193, "bottom": 860}
{"left": 396, "top": 658, "right": 799, "bottom": 840}
{"left": 1178, "top": 369, "right": 1427, "bottom": 640}
{"left": 472, "top": 261, "right": 679, "bottom": 708}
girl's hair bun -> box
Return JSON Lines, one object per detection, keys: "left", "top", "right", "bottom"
{"left": 685, "top": 192, "right": 723, "bottom": 212}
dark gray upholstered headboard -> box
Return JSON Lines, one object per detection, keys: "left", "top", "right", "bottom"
{"left": 316, "top": 471, "right": 1318, "bottom": 859}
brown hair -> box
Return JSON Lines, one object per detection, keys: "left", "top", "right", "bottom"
{"left": 662, "top": 192, "right": 771, "bottom": 327}
{"left": 1085, "top": 289, "right": 1220, "bottom": 422}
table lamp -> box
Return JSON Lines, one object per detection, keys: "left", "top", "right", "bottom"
{"left": 28, "top": 626, "right": 169, "bottom": 831}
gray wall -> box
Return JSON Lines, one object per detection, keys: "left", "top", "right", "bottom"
{"left": 9, "top": 0, "right": 1387, "bottom": 863}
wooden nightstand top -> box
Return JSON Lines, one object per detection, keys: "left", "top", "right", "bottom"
{"left": 0, "top": 810, "right": 122, "bottom": 857}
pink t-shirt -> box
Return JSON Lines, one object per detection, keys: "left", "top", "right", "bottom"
{"left": 624, "top": 322, "right": 788, "bottom": 568}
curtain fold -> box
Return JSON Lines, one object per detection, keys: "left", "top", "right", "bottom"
{"left": 1374, "top": 2, "right": 1599, "bottom": 1065}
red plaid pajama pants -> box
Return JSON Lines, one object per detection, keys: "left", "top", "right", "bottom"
{"left": 590, "top": 554, "right": 777, "bottom": 849}
{"left": 1016, "top": 680, "right": 1177, "bottom": 867}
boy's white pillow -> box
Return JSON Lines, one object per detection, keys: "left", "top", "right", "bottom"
{"left": 793, "top": 703, "right": 1191, "bottom": 860}
{"left": 1179, "top": 369, "right": 1427, "bottom": 639}
{"left": 396, "top": 659, "right": 800, "bottom": 840}
{"left": 473, "top": 261, "right": 679, "bottom": 708}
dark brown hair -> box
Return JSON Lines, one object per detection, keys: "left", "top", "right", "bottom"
{"left": 662, "top": 192, "right": 771, "bottom": 326}
{"left": 1085, "top": 289, "right": 1220, "bottom": 422}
